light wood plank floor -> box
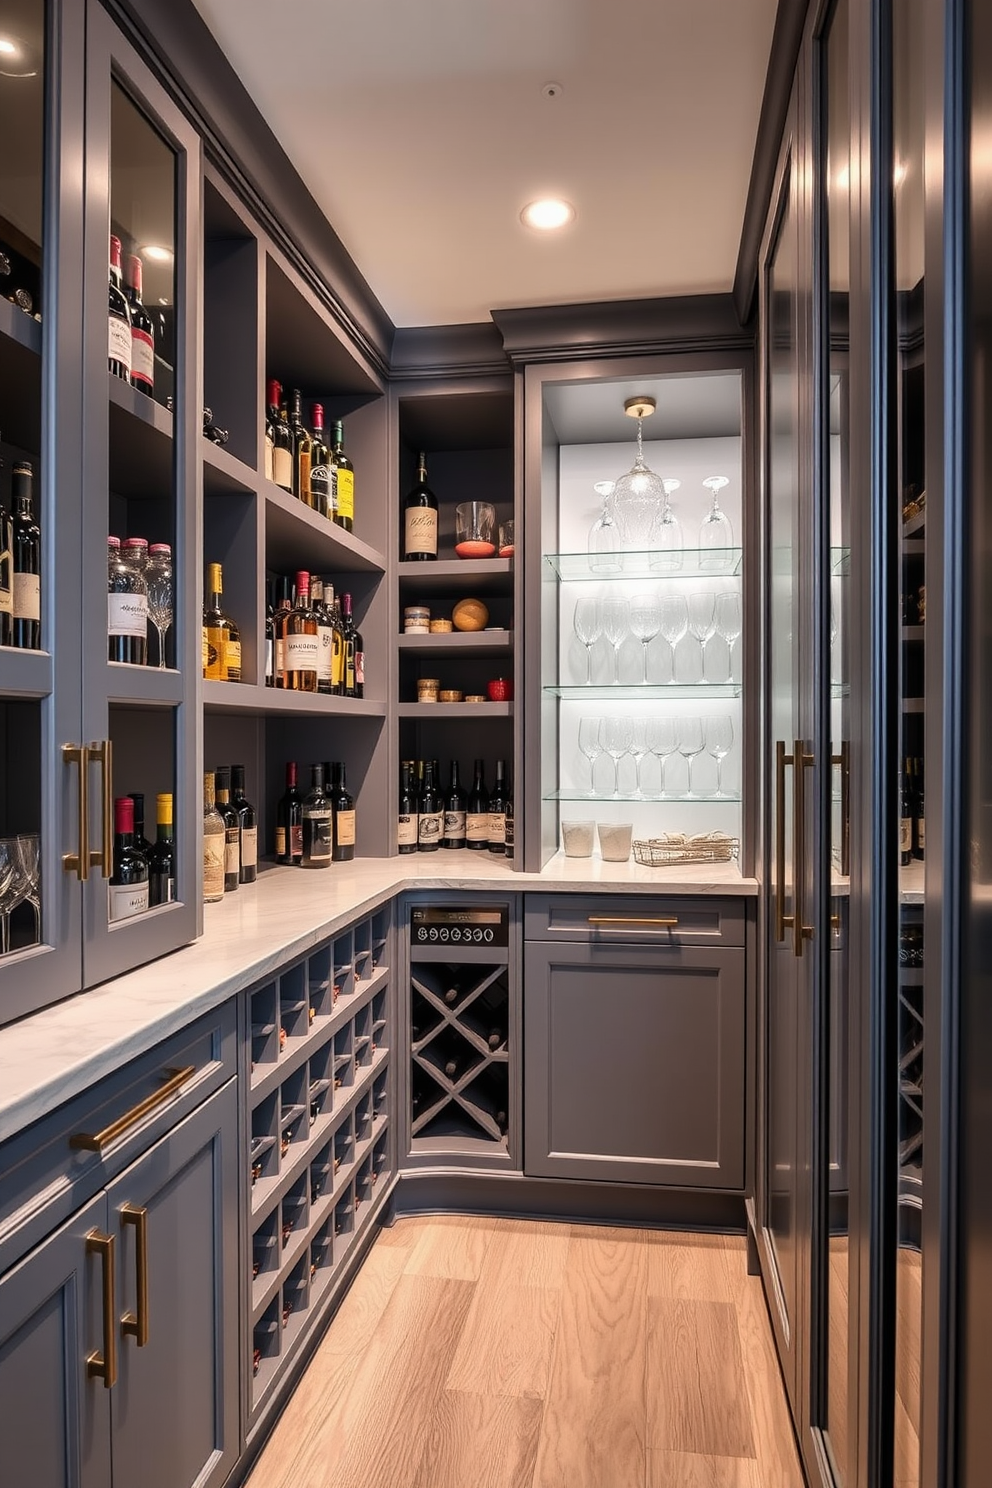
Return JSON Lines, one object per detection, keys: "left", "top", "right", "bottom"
{"left": 246, "top": 1216, "right": 806, "bottom": 1488}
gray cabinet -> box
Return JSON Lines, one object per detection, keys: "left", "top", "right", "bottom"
{"left": 524, "top": 902, "right": 745, "bottom": 1188}
{"left": 0, "top": 1079, "right": 239, "bottom": 1488}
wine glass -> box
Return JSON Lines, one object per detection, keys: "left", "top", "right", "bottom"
{"left": 705, "top": 716, "right": 735, "bottom": 797}
{"left": 577, "top": 717, "right": 604, "bottom": 795}
{"left": 677, "top": 716, "right": 705, "bottom": 798}
{"left": 573, "top": 598, "right": 602, "bottom": 685}
{"left": 628, "top": 596, "right": 661, "bottom": 684}
{"left": 714, "top": 592, "right": 743, "bottom": 683}
{"left": 601, "top": 597, "right": 630, "bottom": 684}
{"left": 628, "top": 719, "right": 649, "bottom": 797}
{"left": 16, "top": 833, "right": 40, "bottom": 945}
{"left": 658, "top": 594, "right": 689, "bottom": 681}
{"left": 0, "top": 838, "right": 29, "bottom": 954}
{"left": 602, "top": 717, "right": 632, "bottom": 797}
{"left": 146, "top": 547, "right": 175, "bottom": 669}
{"left": 699, "top": 476, "right": 734, "bottom": 571}
{"left": 588, "top": 483, "right": 622, "bottom": 574}
{"left": 688, "top": 592, "right": 717, "bottom": 682}
{"left": 646, "top": 716, "right": 680, "bottom": 797}
{"left": 650, "top": 479, "right": 684, "bottom": 572}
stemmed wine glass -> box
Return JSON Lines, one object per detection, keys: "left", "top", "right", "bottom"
{"left": 577, "top": 717, "right": 604, "bottom": 795}
{"left": 601, "top": 597, "right": 630, "bottom": 684}
{"left": 678, "top": 716, "right": 705, "bottom": 798}
{"left": 17, "top": 833, "right": 40, "bottom": 945}
{"left": 628, "top": 596, "right": 661, "bottom": 684}
{"left": 658, "top": 594, "right": 689, "bottom": 682}
{"left": 688, "top": 592, "right": 717, "bottom": 682}
{"left": 646, "top": 716, "right": 680, "bottom": 797}
{"left": 699, "top": 476, "right": 734, "bottom": 571}
{"left": 588, "top": 483, "right": 622, "bottom": 574}
{"left": 714, "top": 592, "right": 743, "bottom": 683}
{"left": 145, "top": 545, "right": 175, "bottom": 669}
{"left": 602, "top": 717, "right": 632, "bottom": 797}
{"left": 573, "top": 598, "right": 602, "bottom": 685}
{"left": 0, "top": 838, "right": 29, "bottom": 954}
{"left": 705, "top": 716, "right": 735, "bottom": 797}
{"left": 628, "top": 719, "right": 649, "bottom": 798}
{"left": 650, "top": 478, "right": 684, "bottom": 572}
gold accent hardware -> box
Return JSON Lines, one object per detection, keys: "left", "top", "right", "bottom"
{"left": 70, "top": 1066, "right": 195, "bottom": 1153}
{"left": 90, "top": 739, "right": 113, "bottom": 875}
{"left": 587, "top": 916, "right": 678, "bottom": 927}
{"left": 62, "top": 744, "right": 91, "bottom": 881}
{"left": 86, "top": 1231, "right": 117, "bottom": 1387}
{"left": 120, "top": 1205, "right": 149, "bottom": 1346}
{"left": 831, "top": 914, "right": 841, "bottom": 931}
{"left": 794, "top": 741, "right": 815, "bottom": 953}
{"left": 775, "top": 740, "right": 794, "bottom": 942}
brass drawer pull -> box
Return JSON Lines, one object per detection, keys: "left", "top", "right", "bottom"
{"left": 587, "top": 916, "right": 679, "bottom": 928}
{"left": 69, "top": 1066, "right": 195, "bottom": 1153}
{"left": 120, "top": 1204, "right": 150, "bottom": 1346}
{"left": 86, "top": 1230, "right": 117, "bottom": 1388}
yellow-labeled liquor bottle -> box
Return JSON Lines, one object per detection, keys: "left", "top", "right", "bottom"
{"left": 203, "top": 562, "right": 241, "bottom": 681}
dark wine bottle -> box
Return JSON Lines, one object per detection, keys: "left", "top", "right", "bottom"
{"left": 403, "top": 451, "right": 438, "bottom": 561}
{"left": 488, "top": 760, "right": 507, "bottom": 855}
{"left": 466, "top": 758, "right": 489, "bottom": 851}
{"left": 108, "top": 796, "right": 149, "bottom": 921}
{"left": 11, "top": 463, "right": 40, "bottom": 650}
{"left": 269, "top": 380, "right": 294, "bottom": 492}
{"left": 331, "top": 761, "right": 356, "bottom": 862}
{"left": 913, "top": 757, "right": 925, "bottom": 861}
{"left": 276, "top": 761, "right": 303, "bottom": 866}
{"left": 214, "top": 768, "right": 240, "bottom": 892}
{"left": 108, "top": 234, "right": 132, "bottom": 382}
{"left": 331, "top": 419, "right": 354, "bottom": 532}
{"left": 127, "top": 792, "right": 152, "bottom": 860}
{"left": 900, "top": 760, "right": 913, "bottom": 868}
{"left": 289, "top": 388, "right": 313, "bottom": 507}
{"left": 310, "top": 403, "right": 333, "bottom": 521}
{"left": 0, "top": 445, "right": 12, "bottom": 648}
{"left": 124, "top": 254, "right": 155, "bottom": 397}
{"left": 231, "top": 764, "right": 258, "bottom": 883}
{"left": 148, "top": 793, "right": 176, "bottom": 906}
{"left": 417, "top": 759, "right": 443, "bottom": 851}
{"left": 341, "top": 592, "right": 359, "bottom": 698}
{"left": 443, "top": 760, "right": 467, "bottom": 849}
{"left": 301, "top": 764, "right": 333, "bottom": 868}
{"left": 398, "top": 761, "right": 418, "bottom": 853}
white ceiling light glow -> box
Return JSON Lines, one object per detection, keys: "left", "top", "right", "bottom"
{"left": 520, "top": 198, "right": 575, "bottom": 232}
{"left": 140, "top": 244, "right": 174, "bottom": 262}
{"left": 0, "top": 38, "right": 18, "bottom": 54}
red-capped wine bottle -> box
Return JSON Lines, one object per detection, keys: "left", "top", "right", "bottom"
{"left": 109, "top": 796, "right": 149, "bottom": 921}
{"left": 125, "top": 254, "right": 155, "bottom": 397}
{"left": 275, "top": 762, "right": 303, "bottom": 866}
{"left": 11, "top": 462, "right": 40, "bottom": 650}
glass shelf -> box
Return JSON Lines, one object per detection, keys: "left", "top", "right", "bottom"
{"left": 544, "top": 548, "right": 743, "bottom": 582}
{"left": 831, "top": 547, "right": 851, "bottom": 576}
{"left": 546, "top": 683, "right": 742, "bottom": 701}
{"left": 547, "top": 790, "right": 742, "bottom": 803}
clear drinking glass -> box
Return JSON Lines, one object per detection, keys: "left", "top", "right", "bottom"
{"left": 145, "top": 543, "right": 174, "bottom": 668}
{"left": 706, "top": 716, "right": 735, "bottom": 797}
{"left": 650, "top": 478, "right": 684, "bottom": 572}
{"left": 698, "top": 476, "right": 734, "bottom": 571}
{"left": 16, "top": 833, "right": 40, "bottom": 945}
{"left": 588, "top": 483, "right": 622, "bottom": 574}
{"left": 678, "top": 716, "right": 705, "bottom": 798}
{"left": 658, "top": 594, "right": 689, "bottom": 681}
{"left": 573, "top": 598, "right": 602, "bottom": 685}
{"left": 688, "top": 592, "right": 717, "bottom": 682}
{"left": 601, "top": 597, "right": 630, "bottom": 684}
{"left": 602, "top": 717, "right": 632, "bottom": 796}
{"left": 0, "top": 838, "right": 29, "bottom": 954}
{"left": 628, "top": 719, "right": 649, "bottom": 797}
{"left": 628, "top": 596, "right": 661, "bottom": 684}
{"left": 646, "top": 716, "right": 680, "bottom": 797}
{"left": 577, "top": 716, "right": 604, "bottom": 794}
{"left": 714, "top": 591, "right": 743, "bottom": 682}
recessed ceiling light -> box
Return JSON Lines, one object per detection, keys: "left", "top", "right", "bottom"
{"left": 0, "top": 34, "right": 39, "bottom": 76}
{"left": 141, "top": 244, "right": 174, "bottom": 263}
{"left": 520, "top": 198, "right": 575, "bottom": 232}
{"left": 0, "top": 38, "right": 18, "bottom": 54}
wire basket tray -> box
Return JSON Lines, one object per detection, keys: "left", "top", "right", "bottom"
{"left": 632, "top": 833, "right": 740, "bottom": 866}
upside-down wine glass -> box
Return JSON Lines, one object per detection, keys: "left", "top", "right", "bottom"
{"left": 573, "top": 598, "right": 602, "bottom": 685}
{"left": 17, "top": 833, "right": 40, "bottom": 945}
{"left": 646, "top": 716, "right": 680, "bottom": 797}
{"left": 588, "top": 482, "right": 622, "bottom": 574}
{"left": 602, "top": 717, "right": 632, "bottom": 797}
{"left": 577, "top": 717, "right": 604, "bottom": 795}
{"left": 0, "top": 838, "right": 29, "bottom": 954}
{"left": 699, "top": 476, "right": 734, "bottom": 571}
{"left": 650, "top": 478, "right": 684, "bottom": 572}
{"left": 678, "top": 716, "right": 706, "bottom": 799}
{"left": 628, "top": 596, "right": 661, "bottom": 684}
{"left": 705, "top": 716, "right": 735, "bottom": 798}
{"left": 714, "top": 591, "right": 743, "bottom": 683}
{"left": 601, "top": 597, "right": 630, "bottom": 684}
{"left": 658, "top": 594, "right": 689, "bottom": 682}
{"left": 688, "top": 592, "right": 717, "bottom": 682}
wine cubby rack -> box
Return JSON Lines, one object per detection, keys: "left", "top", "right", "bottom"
{"left": 247, "top": 906, "right": 392, "bottom": 1416}
{"left": 410, "top": 960, "right": 510, "bottom": 1151}
{"left": 898, "top": 911, "right": 924, "bottom": 1232}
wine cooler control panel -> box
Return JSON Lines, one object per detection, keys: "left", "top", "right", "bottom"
{"left": 410, "top": 904, "right": 509, "bottom": 949}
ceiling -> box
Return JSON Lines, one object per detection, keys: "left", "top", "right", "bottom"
{"left": 190, "top": 0, "right": 779, "bottom": 329}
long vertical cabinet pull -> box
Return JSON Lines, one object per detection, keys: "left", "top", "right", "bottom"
{"left": 85, "top": 1231, "right": 117, "bottom": 1387}
{"left": 775, "top": 740, "right": 795, "bottom": 941}
{"left": 62, "top": 744, "right": 91, "bottom": 880}
{"left": 120, "top": 1204, "right": 150, "bottom": 1346}
{"left": 832, "top": 741, "right": 851, "bottom": 877}
{"left": 89, "top": 739, "right": 113, "bottom": 876}
{"left": 793, "top": 739, "right": 816, "bottom": 954}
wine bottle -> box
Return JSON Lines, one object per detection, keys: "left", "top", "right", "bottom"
{"left": 504, "top": 787, "right": 515, "bottom": 862}
{"left": 348, "top": 594, "right": 365, "bottom": 698}
{"left": 271, "top": 575, "right": 293, "bottom": 687}
{"left": 913, "top": 757, "right": 925, "bottom": 861}
{"left": 331, "top": 419, "right": 354, "bottom": 532}
{"left": 310, "top": 403, "right": 333, "bottom": 521}
{"left": 398, "top": 760, "right": 418, "bottom": 853}
{"left": 487, "top": 1027, "right": 504, "bottom": 1051}
{"left": 280, "top": 570, "right": 318, "bottom": 691}
{"left": 231, "top": 764, "right": 258, "bottom": 884}
{"left": 443, "top": 760, "right": 467, "bottom": 849}
{"left": 466, "top": 759, "right": 489, "bottom": 851}
{"left": 323, "top": 581, "right": 346, "bottom": 696}
{"left": 900, "top": 761, "right": 913, "bottom": 868}
{"left": 341, "top": 591, "right": 358, "bottom": 698}
{"left": 301, "top": 764, "right": 333, "bottom": 868}
{"left": 417, "top": 759, "right": 443, "bottom": 851}
{"left": 310, "top": 576, "right": 335, "bottom": 695}
{"left": 443, "top": 1053, "right": 460, "bottom": 1081}
{"left": 263, "top": 583, "right": 275, "bottom": 686}
{"left": 214, "top": 767, "right": 241, "bottom": 893}
{"left": 108, "top": 796, "right": 150, "bottom": 921}
{"left": 488, "top": 760, "right": 507, "bottom": 854}
{"left": 289, "top": 389, "right": 313, "bottom": 507}
{"left": 403, "top": 451, "right": 438, "bottom": 561}
{"left": 264, "top": 385, "right": 276, "bottom": 483}
{"left": 127, "top": 792, "right": 152, "bottom": 860}
{"left": 108, "top": 234, "right": 132, "bottom": 383}
{"left": 275, "top": 761, "right": 303, "bottom": 866}
{"left": 124, "top": 254, "right": 155, "bottom": 397}
{"left": 11, "top": 462, "right": 40, "bottom": 650}
{"left": 108, "top": 537, "right": 139, "bottom": 664}
{"left": 0, "top": 451, "right": 12, "bottom": 647}
{"left": 202, "top": 562, "right": 240, "bottom": 681}
{"left": 330, "top": 761, "right": 356, "bottom": 862}
{"left": 148, "top": 793, "right": 176, "bottom": 906}
{"left": 269, "top": 380, "right": 294, "bottom": 492}
{"left": 203, "top": 772, "right": 226, "bottom": 903}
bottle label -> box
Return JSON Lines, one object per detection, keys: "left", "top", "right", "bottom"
{"left": 466, "top": 812, "right": 489, "bottom": 842}
{"left": 291, "top": 824, "right": 303, "bottom": 858}
{"left": 109, "top": 879, "right": 149, "bottom": 921}
{"left": 204, "top": 624, "right": 226, "bottom": 679}
{"left": 202, "top": 630, "right": 209, "bottom": 673}
{"left": 241, "top": 826, "right": 258, "bottom": 869}
{"left": 303, "top": 808, "right": 333, "bottom": 863}
{"left": 109, "top": 312, "right": 132, "bottom": 374}
{"left": 272, "top": 446, "right": 293, "bottom": 491}
{"left": 225, "top": 827, "right": 240, "bottom": 878}
{"left": 265, "top": 637, "right": 273, "bottom": 683}
{"left": 297, "top": 450, "right": 312, "bottom": 505}
{"left": 285, "top": 633, "right": 319, "bottom": 672}
{"left": 335, "top": 808, "right": 356, "bottom": 847}
{"left": 488, "top": 811, "right": 506, "bottom": 845}
{"left": 109, "top": 591, "right": 147, "bottom": 638}
{"left": 332, "top": 631, "right": 345, "bottom": 689}
{"left": 153, "top": 873, "right": 176, "bottom": 904}
{"left": 203, "top": 835, "right": 225, "bottom": 897}
{"left": 13, "top": 572, "right": 40, "bottom": 622}
{"left": 336, "top": 468, "right": 354, "bottom": 522}
{"left": 917, "top": 818, "right": 925, "bottom": 851}
{"left": 443, "top": 810, "right": 467, "bottom": 842}
{"left": 317, "top": 623, "right": 334, "bottom": 684}
{"left": 345, "top": 641, "right": 356, "bottom": 693}
{"left": 131, "top": 327, "right": 154, "bottom": 390}
{"left": 418, "top": 810, "right": 443, "bottom": 846}
{"left": 397, "top": 813, "right": 418, "bottom": 847}
{"left": 900, "top": 818, "right": 912, "bottom": 853}
{"left": 310, "top": 465, "right": 331, "bottom": 516}
{"left": 264, "top": 436, "right": 274, "bottom": 484}
{"left": 355, "top": 650, "right": 365, "bottom": 686}
{"left": 275, "top": 826, "right": 286, "bottom": 857}
{"left": 274, "top": 636, "right": 286, "bottom": 681}
{"left": 405, "top": 508, "right": 437, "bottom": 556}
{"left": 225, "top": 638, "right": 242, "bottom": 682}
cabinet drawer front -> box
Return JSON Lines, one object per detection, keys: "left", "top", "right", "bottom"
{"left": 524, "top": 894, "right": 745, "bottom": 947}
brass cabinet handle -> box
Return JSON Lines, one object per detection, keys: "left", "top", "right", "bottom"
{"left": 775, "top": 740, "right": 795, "bottom": 942}
{"left": 120, "top": 1205, "right": 149, "bottom": 1346}
{"left": 62, "top": 743, "right": 91, "bottom": 881}
{"left": 794, "top": 739, "right": 815, "bottom": 954}
{"left": 832, "top": 741, "right": 851, "bottom": 877}
{"left": 90, "top": 739, "right": 113, "bottom": 876}
{"left": 587, "top": 916, "right": 678, "bottom": 927}
{"left": 69, "top": 1066, "right": 195, "bottom": 1153}
{"left": 86, "top": 1231, "right": 117, "bottom": 1388}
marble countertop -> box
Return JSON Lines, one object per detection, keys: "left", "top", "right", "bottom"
{"left": 0, "top": 851, "right": 756, "bottom": 1145}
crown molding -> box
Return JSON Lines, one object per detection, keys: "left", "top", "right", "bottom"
{"left": 492, "top": 294, "right": 751, "bottom": 367}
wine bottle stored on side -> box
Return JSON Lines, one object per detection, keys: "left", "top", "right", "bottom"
{"left": 331, "top": 419, "right": 354, "bottom": 532}
{"left": 203, "top": 772, "right": 226, "bottom": 903}
{"left": 289, "top": 389, "right": 313, "bottom": 507}
{"left": 331, "top": 761, "right": 356, "bottom": 862}
{"left": 109, "top": 796, "right": 149, "bottom": 922}
{"left": 280, "top": 570, "right": 318, "bottom": 691}
{"left": 310, "top": 403, "right": 333, "bottom": 521}
{"left": 466, "top": 759, "right": 489, "bottom": 851}
{"left": 403, "top": 451, "right": 438, "bottom": 561}
{"left": 417, "top": 759, "right": 443, "bottom": 851}
{"left": 900, "top": 761, "right": 913, "bottom": 868}
{"left": 488, "top": 760, "right": 507, "bottom": 855}
{"left": 214, "top": 768, "right": 240, "bottom": 893}
{"left": 443, "top": 760, "right": 467, "bottom": 849}
{"left": 231, "top": 764, "right": 258, "bottom": 884}
{"left": 108, "top": 234, "right": 132, "bottom": 382}
{"left": 398, "top": 761, "right": 418, "bottom": 853}
{"left": 301, "top": 764, "right": 333, "bottom": 868}
{"left": 275, "top": 761, "right": 303, "bottom": 866}
{"left": 11, "top": 462, "right": 40, "bottom": 650}
{"left": 148, "top": 793, "right": 176, "bottom": 906}
{"left": 124, "top": 254, "right": 155, "bottom": 397}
